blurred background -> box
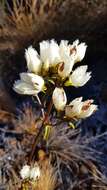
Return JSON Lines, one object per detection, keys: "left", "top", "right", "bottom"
{"left": 0, "top": 0, "right": 107, "bottom": 133}
{"left": 0, "top": 1, "right": 107, "bottom": 188}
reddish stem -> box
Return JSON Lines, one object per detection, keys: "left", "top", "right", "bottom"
{"left": 29, "top": 99, "right": 53, "bottom": 162}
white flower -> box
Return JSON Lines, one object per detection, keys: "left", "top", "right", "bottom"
{"left": 69, "top": 65, "right": 91, "bottom": 87}
{"left": 13, "top": 73, "right": 44, "bottom": 95}
{"left": 30, "top": 166, "right": 40, "bottom": 180}
{"left": 25, "top": 46, "right": 42, "bottom": 74}
{"left": 59, "top": 40, "right": 70, "bottom": 57}
{"left": 78, "top": 99, "right": 98, "bottom": 118}
{"left": 40, "top": 40, "right": 60, "bottom": 67}
{"left": 70, "top": 39, "right": 87, "bottom": 63}
{"left": 58, "top": 40, "right": 75, "bottom": 79}
{"left": 20, "top": 164, "right": 41, "bottom": 181}
{"left": 13, "top": 80, "right": 37, "bottom": 95}
{"left": 65, "top": 97, "right": 83, "bottom": 118}
{"left": 65, "top": 97, "right": 98, "bottom": 119}
{"left": 52, "top": 87, "right": 67, "bottom": 111}
{"left": 59, "top": 39, "right": 87, "bottom": 64}
{"left": 58, "top": 54, "right": 75, "bottom": 79}
{"left": 20, "top": 165, "right": 30, "bottom": 179}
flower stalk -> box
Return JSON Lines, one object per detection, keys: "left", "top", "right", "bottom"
{"left": 29, "top": 98, "right": 53, "bottom": 162}
{"left": 13, "top": 39, "right": 98, "bottom": 165}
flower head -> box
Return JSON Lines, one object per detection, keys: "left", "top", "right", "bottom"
{"left": 13, "top": 73, "right": 44, "bottom": 95}
{"left": 65, "top": 97, "right": 98, "bottom": 119}
{"left": 69, "top": 65, "right": 91, "bottom": 87}
{"left": 25, "top": 46, "right": 42, "bottom": 74}
{"left": 52, "top": 87, "right": 67, "bottom": 111}
{"left": 20, "top": 165, "right": 30, "bottom": 179}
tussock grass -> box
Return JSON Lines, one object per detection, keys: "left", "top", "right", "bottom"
{"left": 0, "top": 0, "right": 62, "bottom": 52}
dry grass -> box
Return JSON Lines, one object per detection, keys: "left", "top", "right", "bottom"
{"left": 14, "top": 103, "right": 42, "bottom": 135}
{"left": 0, "top": 77, "right": 16, "bottom": 113}
{"left": 7, "top": 160, "right": 57, "bottom": 190}
{"left": 46, "top": 123, "right": 107, "bottom": 190}
{"left": 0, "top": 109, "right": 15, "bottom": 124}
{"left": 46, "top": 124, "right": 98, "bottom": 164}
{"left": 0, "top": 0, "right": 62, "bottom": 52}
{"left": 36, "top": 161, "right": 57, "bottom": 190}
{"left": 1, "top": 107, "right": 107, "bottom": 189}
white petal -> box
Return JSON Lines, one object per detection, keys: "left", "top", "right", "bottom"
{"left": 13, "top": 80, "right": 38, "bottom": 95}
{"left": 20, "top": 165, "right": 30, "bottom": 179}
{"left": 76, "top": 43, "right": 87, "bottom": 62}
{"left": 40, "top": 41, "right": 50, "bottom": 63}
{"left": 72, "top": 39, "right": 79, "bottom": 46}
{"left": 49, "top": 40, "right": 60, "bottom": 65}
{"left": 25, "top": 46, "right": 42, "bottom": 74}
{"left": 70, "top": 40, "right": 87, "bottom": 63}
{"left": 59, "top": 40, "right": 69, "bottom": 57}
{"left": 20, "top": 72, "right": 43, "bottom": 84}
{"left": 79, "top": 104, "right": 98, "bottom": 118}
{"left": 52, "top": 87, "right": 67, "bottom": 111}
{"left": 40, "top": 40, "right": 60, "bottom": 67}
{"left": 20, "top": 73, "right": 44, "bottom": 92}
{"left": 70, "top": 65, "right": 91, "bottom": 87}
{"left": 58, "top": 54, "right": 74, "bottom": 79}
{"left": 30, "top": 166, "right": 40, "bottom": 180}
{"left": 65, "top": 97, "right": 83, "bottom": 118}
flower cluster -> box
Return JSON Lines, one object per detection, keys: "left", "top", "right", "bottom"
{"left": 13, "top": 39, "right": 97, "bottom": 119}
{"left": 20, "top": 164, "right": 40, "bottom": 181}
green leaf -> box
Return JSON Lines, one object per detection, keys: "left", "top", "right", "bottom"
{"left": 48, "top": 79, "right": 55, "bottom": 85}
{"left": 64, "top": 80, "right": 72, "bottom": 87}
{"left": 44, "top": 125, "right": 51, "bottom": 141}
{"left": 69, "top": 122, "right": 75, "bottom": 129}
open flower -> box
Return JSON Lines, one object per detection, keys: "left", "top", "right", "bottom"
{"left": 20, "top": 164, "right": 40, "bottom": 181}
{"left": 70, "top": 39, "right": 87, "bottom": 63}
{"left": 25, "top": 46, "right": 42, "bottom": 74}
{"left": 52, "top": 87, "right": 67, "bottom": 111}
{"left": 20, "top": 165, "right": 30, "bottom": 179}
{"left": 13, "top": 73, "right": 44, "bottom": 95}
{"left": 59, "top": 39, "right": 87, "bottom": 64}
{"left": 58, "top": 40, "right": 75, "bottom": 79}
{"left": 58, "top": 54, "right": 75, "bottom": 79}
{"left": 66, "top": 65, "right": 91, "bottom": 87}
{"left": 40, "top": 40, "right": 60, "bottom": 68}
{"left": 65, "top": 97, "right": 98, "bottom": 119}
{"left": 30, "top": 165, "right": 40, "bottom": 180}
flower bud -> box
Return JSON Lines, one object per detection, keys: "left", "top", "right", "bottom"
{"left": 52, "top": 87, "right": 67, "bottom": 111}
{"left": 13, "top": 73, "right": 44, "bottom": 95}
{"left": 25, "top": 46, "right": 42, "bottom": 74}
